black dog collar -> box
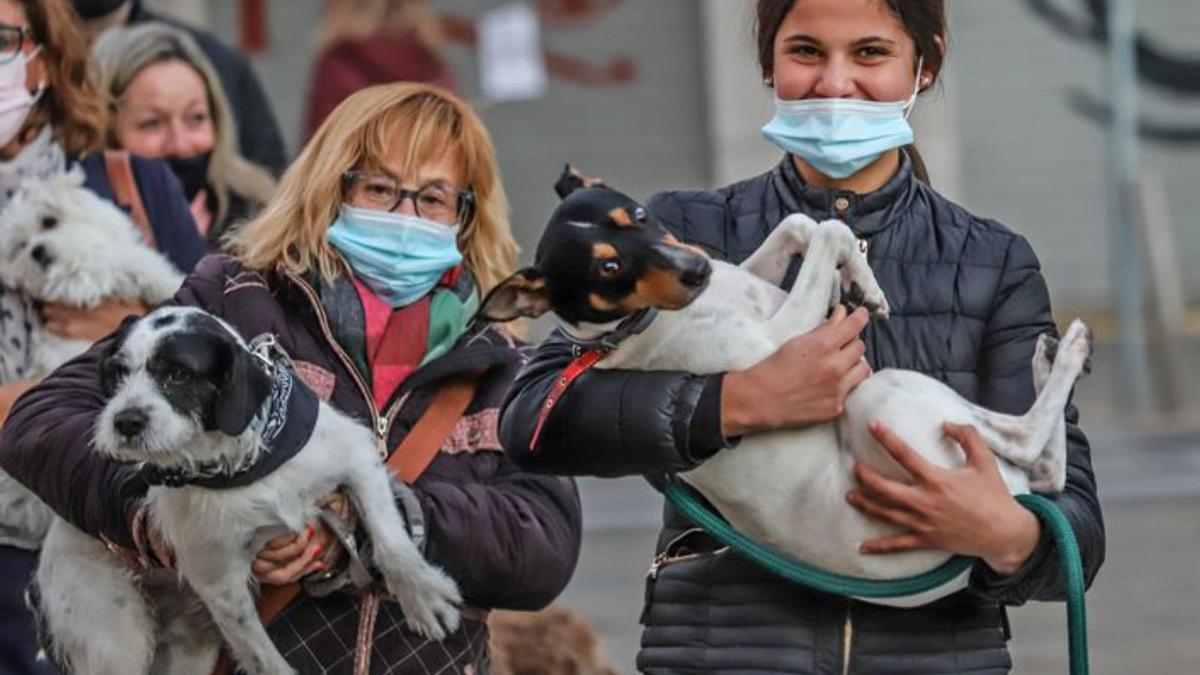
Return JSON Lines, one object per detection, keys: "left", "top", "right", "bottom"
{"left": 143, "top": 340, "right": 320, "bottom": 490}
{"left": 561, "top": 308, "right": 659, "bottom": 354}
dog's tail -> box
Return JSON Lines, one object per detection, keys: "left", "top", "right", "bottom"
{"left": 554, "top": 164, "right": 606, "bottom": 199}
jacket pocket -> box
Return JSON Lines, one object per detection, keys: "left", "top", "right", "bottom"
{"left": 641, "top": 528, "right": 729, "bottom": 625}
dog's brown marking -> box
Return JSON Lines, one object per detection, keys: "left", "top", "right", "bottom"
{"left": 568, "top": 165, "right": 605, "bottom": 189}
{"left": 663, "top": 232, "right": 710, "bottom": 258}
{"left": 607, "top": 207, "right": 634, "bottom": 228}
{"left": 591, "top": 242, "right": 618, "bottom": 260}
{"left": 588, "top": 293, "right": 620, "bottom": 312}
{"left": 629, "top": 266, "right": 691, "bottom": 310}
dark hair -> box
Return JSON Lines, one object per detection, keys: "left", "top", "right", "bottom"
{"left": 755, "top": 0, "right": 946, "bottom": 183}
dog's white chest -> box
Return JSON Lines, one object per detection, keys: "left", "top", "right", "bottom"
{"left": 598, "top": 262, "right": 787, "bottom": 374}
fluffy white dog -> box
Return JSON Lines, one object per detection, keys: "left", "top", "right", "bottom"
{"left": 0, "top": 167, "right": 183, "bottom": 377}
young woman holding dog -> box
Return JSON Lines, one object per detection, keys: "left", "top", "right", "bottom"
{"left": 0, "top": 1, "right": 202, "bottom": 671}
{"left": 92, "top": 22, "right": 276, "bottom": 244}
{"left": 502, "top": 1, "right": 1104, "bottom": 672}
{"left": 1, "top": 82, "right": 581, "bottom": 673}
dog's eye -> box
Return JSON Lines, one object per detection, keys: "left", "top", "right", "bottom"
{"left": 40, "top": 216, "right": 57, "bottom": 230}
{"left": 165, "top": 366, "right": 191, "bottom": 385}
{"left": 634, "top": 207, "right": 647, "bottom": 224}
{"left": 598, "top": 260, "right": 621, "bottom": 277}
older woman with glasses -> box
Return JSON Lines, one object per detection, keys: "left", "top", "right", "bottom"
{"left": 0, "top": 82, "right": 581, "bottom": 673}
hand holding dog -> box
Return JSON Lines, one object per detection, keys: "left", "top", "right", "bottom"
{"left": 721, "top": 305, "right": 871, "bottom": 437}
{"left": 846, "top": 421, "right": 1042, "bottom": 576}
{"left": 42, "top": 299, "right": 148, "bottom": 342}
{"left": 252, "top": 491, "right": 350, "bottom": 585}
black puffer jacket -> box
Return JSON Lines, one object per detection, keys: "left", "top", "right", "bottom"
{"left": 500, "top": 154, "right": 1104, "bottom": 674}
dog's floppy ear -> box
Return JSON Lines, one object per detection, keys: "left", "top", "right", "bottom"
{"left": 213, "top": 343, "right": 274, "bottom": 436}
{"left": 554, "top": 164, "right": 605, "bottom": 200}
{"left": 98, "top": 318, "right": 138, "bottom": 398}
{"left": 478, "top": 267, "right": 552, "bottom": 322}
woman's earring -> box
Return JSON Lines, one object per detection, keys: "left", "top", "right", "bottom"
{"left": 764, "top": 76, "right": 774, "bottom": 87}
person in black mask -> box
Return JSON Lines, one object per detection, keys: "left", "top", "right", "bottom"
{"left": 70, "top": 0, "right": 287, "bottom": 176}
{"left": 93, "top": 22, "right": 276, "bottom": 244}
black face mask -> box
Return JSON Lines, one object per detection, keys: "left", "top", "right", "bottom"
{"left": 70, "top": 0, "right": 131, "bottom": 20}
{"left": 166, "top": 152, "right": 211, "bottom": 200}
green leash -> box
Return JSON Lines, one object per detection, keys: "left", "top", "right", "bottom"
{"left": 661, "top": 482, "right": 1089, "bottom": 675}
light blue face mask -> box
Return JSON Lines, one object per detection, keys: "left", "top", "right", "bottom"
{"left": 327, "top": 204, "right": 462, "bottom": 307}
{"left": 761, "top": 61, "right": 923, "bottom": 179}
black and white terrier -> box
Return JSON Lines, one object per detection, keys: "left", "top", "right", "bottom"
{"left": 35, "top": 306, "right": 461, "bottom": 675}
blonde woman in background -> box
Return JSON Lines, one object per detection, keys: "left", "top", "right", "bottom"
{"left": 2, "top": 82, "right": 581, "bottom": 673}
{"left": 92, "top": 22, "right": 275, "bottom": 244}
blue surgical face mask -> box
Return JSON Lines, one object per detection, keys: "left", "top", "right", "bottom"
{"left": 327, "top": 204, "right": 462, "bottom": 307}
{"left": 761, "top": 59, "right": 923, "bottom": 179}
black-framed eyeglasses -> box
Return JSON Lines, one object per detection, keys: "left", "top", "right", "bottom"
{"left": 342, "top": 170, "right": 475, "bottom": 226}
{"left": 0, "top": 25, "right": 30, "bottom": 65}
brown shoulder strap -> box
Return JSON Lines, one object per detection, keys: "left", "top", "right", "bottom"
{"left": 103, "top": 150, "right": 155, "bottom": 247}
{"left": 209, "top": 376, "right": 480, "bottom": 675}
{"left": 387, "top": 375, "right": 479, "bottom": 484}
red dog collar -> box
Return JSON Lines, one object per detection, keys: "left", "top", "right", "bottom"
{"left": 529, "top": 348, "right": 607, "bottom": 452}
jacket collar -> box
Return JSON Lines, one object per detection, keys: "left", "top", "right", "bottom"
{"left": 771, "top": 151, "right": 916, "bottom": 238}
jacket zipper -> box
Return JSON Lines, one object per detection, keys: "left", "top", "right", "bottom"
{"left": 286, "top": 270, "right": 394, "bottom": 458}
{"left": 841, "top": 603, "right": 853, "bottom": 675}
{"left": 646, "top": 528, "right": 729, "bottom": 580}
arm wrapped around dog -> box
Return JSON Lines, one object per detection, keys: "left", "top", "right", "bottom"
{"left": 0, "top": 257, "right": 226, "bottom": 547}
{"left": 500, "top": 330, "right": 733, "bottom": 477}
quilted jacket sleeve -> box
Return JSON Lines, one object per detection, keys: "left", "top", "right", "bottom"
{"left": 415, "top": 457, "right": 582, "bottom": 610}
{"left": 499, "top": 330, "right": 729, "bottom": 477}
{"left": 0, "top": 255, "right": 229, "bottom": 547}
{"left": 968, "top": 233, "right": 1105, "bottom": 603}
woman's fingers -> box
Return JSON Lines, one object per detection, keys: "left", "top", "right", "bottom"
{"left": 257, "top": 526, "right": 313, "bottom": 563}
{"left": 859, "top": 533, "right": 927, "bottom": 555}
{"left": 868, "top": 421, "right": 938, "bottom": 484}
{"left": 943, "top": 422, "right": 993, "bottom": 469}
{"left": 852, "top": 461, "right": 923, "bottom": 509}
{"left": 846, "top": 487, "right": 922, "bottom": 531}
{"left": 255, "top": 542, "right": 326, "bottom": 585}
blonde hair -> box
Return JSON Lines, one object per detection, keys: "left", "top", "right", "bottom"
{"left": 90, "top": 22, "right": 276, "bottom": 229}
{"left": 233, "top": 83, "right": 519, "bottom": 296}
{"left": 317, "top": 0, "right": 443, "bottom": 52}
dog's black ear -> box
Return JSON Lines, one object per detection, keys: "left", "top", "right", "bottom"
{"left": 213, "top": 345, "right": 273, "bottom": 436}
{"left": 554, "top": 164, "right": 605, "bottom": 200}
{"left": 98, "top": 318, "right": 138, "bottom": 397}
{"left": 478, "top": 267, "right": 551, "bottom": 322}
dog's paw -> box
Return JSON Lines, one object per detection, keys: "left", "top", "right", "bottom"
{"left": 1058, "top": 319, "right": 1093, "bottom": 377}
{"left": 388, "top": 563, "right": 463, "bottom": 641}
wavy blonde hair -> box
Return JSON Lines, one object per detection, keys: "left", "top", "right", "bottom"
{"left": 233, "top": 83, "right": 518, "bottom": 296}
{"left": 90, "top": 23, "right": 276, "bottom": 229}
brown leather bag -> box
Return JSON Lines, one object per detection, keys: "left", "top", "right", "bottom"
{"left": 103, "top": 150, "right": 155, "bottom": 247}
{"left": 211, "top": 375, "right": 480, "bottom": 675}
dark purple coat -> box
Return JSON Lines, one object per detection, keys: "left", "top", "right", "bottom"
{"left": 0, "top": 254, "right": 582, "bottom": 671}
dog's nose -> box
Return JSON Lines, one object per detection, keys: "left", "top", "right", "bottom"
{"left": 680, "top": 261, "right": 711, "bottom": 289}
{"left": 29, "top": 244, "right": 52, "bottom": 268}
{"left": 113, "top": 409, "right": 148, "bottom": 438}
